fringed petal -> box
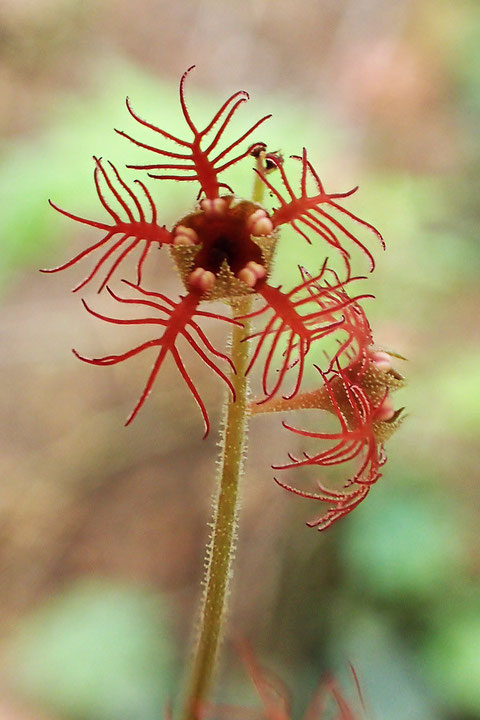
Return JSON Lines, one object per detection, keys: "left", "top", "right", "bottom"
{"left": 241, "top": 265, "right": 373, "bottom": 404}
{"left": 258, "top": 148, "right": 384, "bottom": 273}
{"left": 74, "top": 286, "right": 237, "bottom": 436}
{"left": 118, "top": 65, "right": 271, "bottom": 200}
{"left": 44, "top": 158, "right": 171, "bottom": 291}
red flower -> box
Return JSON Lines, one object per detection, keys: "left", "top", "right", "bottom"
{"left": 253, "top": 351, "right": 405, "bottom": 530}
{"left": 44, "top": 68, "right": 384, "bottom": 434}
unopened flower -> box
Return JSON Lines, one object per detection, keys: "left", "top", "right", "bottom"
{"left": 252, "top": 349, "right": 405, "bottom": 530}
{"left": 43, "top": 67, "right": 383, "bottom": 435}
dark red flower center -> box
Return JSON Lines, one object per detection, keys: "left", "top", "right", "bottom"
{"left": 175, "top": 198, "right": 266, "bottom": 276}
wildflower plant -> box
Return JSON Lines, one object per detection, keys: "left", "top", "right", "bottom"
{"left": 44, "top": 67, "right": 405, "bottom": 718}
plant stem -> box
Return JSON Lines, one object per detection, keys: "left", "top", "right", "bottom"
{"left": 179, "top": 153, "right": 269, "bottom": 720}
{"left": 179, "top": 295, "right": 252, "bottom": 720}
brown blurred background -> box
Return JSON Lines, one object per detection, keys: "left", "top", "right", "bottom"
{"left": 0, "top": 1, "right": 479, "bottom": 719}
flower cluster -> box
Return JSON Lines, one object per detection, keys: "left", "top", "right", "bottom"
{"left": 44, "top": 66, "right": 404, "bottom": 529}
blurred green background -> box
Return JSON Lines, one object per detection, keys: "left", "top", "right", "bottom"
{"left": 0, "top": 0, "right": 479, "bottom": 718}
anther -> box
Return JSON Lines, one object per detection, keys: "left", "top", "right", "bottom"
{"left": 237, "top": 267, "right": 256, "bottom": 287}
{"left": 189, "top": 267, "right": 216, "bottom": 293}
{"left": 247, "top": 260, "right": 266, "bottom": 279}
{"left": 370, "top": 351, "right": 392, "bottom": 372}
{"left": 237, "top": 261, "right": 266, "bottom": 288}
{"left": 173, "top": 225, "right": 198, "bottom": 246}
{"left": 247, "top": 208, "right": 274, "bottom": 236}
{"left": 200, "top": 198, "right": 228, "bottom": 215}
{"left": 375, "top": 394, "right": 395, "bottom": 421}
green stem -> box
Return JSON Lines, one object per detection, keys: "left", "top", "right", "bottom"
{"left": 179, "top": 295, "right": 252, "bottom": 720}
{"left": 179, "top": 152, "right": 269, "bottom": 720}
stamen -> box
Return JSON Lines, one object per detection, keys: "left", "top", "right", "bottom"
{"left": 375, "top": 394, "right": 395, "bottom": 421}
{"left": 247, "top": 208, "right": 273, "bottom": 236}
{"left": 237, "top": 261, "right": 266, "bottom": 288}
{"left": 173, "top": 224, "right": 199, "bottom": 246}
{"left": 200, "top": 197, "right": 229, "bottom": 215}
{"left": 247, "top": 261, "right": 266, "bottom": 279}
{"left": 237, "top": 267, "right": 256, "bottom": 287}
{"left": 370, "top": 351, "right": 392, "bottom": 372}
{"left": 189, "top": 267, "right": 216, "bottom": 292}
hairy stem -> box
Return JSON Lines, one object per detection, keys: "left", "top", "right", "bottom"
{"left": 179, "top": 295, "right": 252, "bottom": 720}
{"left": 179, "top": 154, "right": 270, "bottom": 720}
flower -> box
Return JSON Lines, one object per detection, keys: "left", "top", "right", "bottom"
{"left": 252, "top": 348, "right": 405, "bottom": 530}
{"left": 43, "top": 67, "right": 384, "bottom": 435}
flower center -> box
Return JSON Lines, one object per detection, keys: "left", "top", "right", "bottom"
{"left": 171, "top": 196, "right": 275, "bottom": 298}
{"left": 192, "top": 207, "right": 263, "bottom": 275}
